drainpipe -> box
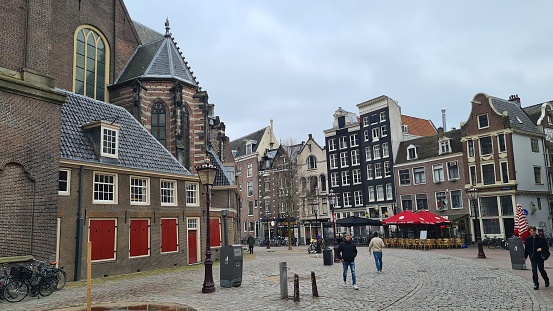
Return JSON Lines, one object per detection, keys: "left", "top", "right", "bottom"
{"left": 74, "top": 166, "right": 84, "bottom": 281}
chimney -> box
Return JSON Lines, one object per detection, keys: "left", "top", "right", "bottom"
{"left": 508, "top": 94, "right": 521, "bottom": 107}
{"left": 441, "top": 107, "right": 447, "bottom": 132}
{"left": 437, "top": 126, "right": 444, "bottom": 134}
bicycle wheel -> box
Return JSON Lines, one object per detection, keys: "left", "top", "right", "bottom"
{"left": 501, "top": 239, "right": 509, "bottom": 250}
{"left": 488, "top": 239, "right": 496, "bottom": 249}
{"left": 3, "top": 280, "right": 29, "bottom": 303}
{"left": 55, "top": 269, "right": 66, "bottom": 290}
{"left": 39, "top": 276, "right": 56, "bottom": 297}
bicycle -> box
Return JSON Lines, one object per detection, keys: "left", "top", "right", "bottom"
{"left": 487, "top": 237, "right": 508, "bottom": 250}
{"left": 37, "top": 260, "right": 66, "bottom": 291}
{"left": 3, "top": 262, "right": 58, "bottom": 302}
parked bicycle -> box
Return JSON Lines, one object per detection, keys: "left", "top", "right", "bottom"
{"left": 487, "top": 237, "right": 509, "bottom": 250}
{"left": 2, "top": 261, "right": 60, "bottom": 302}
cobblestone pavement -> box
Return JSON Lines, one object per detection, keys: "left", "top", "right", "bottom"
{"left": 2, "top": 246, "right": 553, "bottom": 311}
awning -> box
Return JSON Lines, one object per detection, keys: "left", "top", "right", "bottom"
{"left": 445, "top": 214, "right": 469, "bottom": 222}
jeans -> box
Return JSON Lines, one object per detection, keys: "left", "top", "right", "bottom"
{"left": 373, "top": 251, "right": 382, "bottom": 271}
{"left": 342, "top": 261, "right": 356, "bottom": 285}
{"left": 531, "top": 259, "right": 549, "bottom": 285}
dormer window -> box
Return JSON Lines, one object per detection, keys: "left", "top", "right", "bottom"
{"left": 102, "top": 126, "right": 119, "bottom": 158}
{"left": 407, "top": 145, "right": 418, "bottom": 160}
{"left": 478, "top": 114, "right": 489, "bottom": 129}
{"left": 82, "top": 120, "right": 120, "bottom": 159}
{"left": 402, "top": 125, "right": 408, "bottom": 134}
{"left": 246, "top": 142, "right": 253, "bottom": 154}
{"left": 439, "top": 138, "right": 451, "bottom": 155}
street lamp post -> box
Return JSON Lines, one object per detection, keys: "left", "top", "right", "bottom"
{"left": 327, "top": 190, "right": 340, "bottom": 262}
{"left": 465, "top": 186, "right": 486, "bottom": 259}
{"left": 266, "top": 210, "right": 271, "bottom": 249}
{"left": 196, "top": 159, "right": 218, "bottom": 293}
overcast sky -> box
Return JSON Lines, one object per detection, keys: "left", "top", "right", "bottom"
{"left": 126, "top": 1, "right": 553, "bottom": 145}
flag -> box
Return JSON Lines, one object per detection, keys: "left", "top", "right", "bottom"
{"left": 515, "top": 203, "right": 530, "bottom": 242}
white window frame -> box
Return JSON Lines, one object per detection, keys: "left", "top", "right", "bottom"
{"left": 350, "top": 134, "right": 359, "bottom": 147}
{"left": 59, "top": 169, "right": 71, "bottom": 195}
{"left": 130, "top": 176, "right": 149, "bottom": 205}
{"left": 367, "top": 164, "right": 374, "bottom": 180}
{"left": 433, "top": 164, "right": 445, "bottom": 183}
{"left": 534, "top": 166, "right": 543, "bottom": 184}
{"left": 365, "top": 146, "right": 372, "bottom": 161}
{"left": 343, "top": 192, "right": 352, "bottom": 207}
{"left": 478, "top": 113, "right": 489, "bottom": 129}
{"left": 160, "top": 179, "right": 177, "bottom": 206}
{"left": 368, "top": 186, "right": 375, "bottom": 202}
{"left": 439, "top": 139, "right": 451, "bottom": 155}
{"left": 351, "top": 150, "right": 360, "bottom": 166}
{"left": 381, "top": 125, "right": 388, "bottom": 137}
{"left": 341, "top": 171, "right": 350, "bottom": 185}
{"left": 247, "top": 163, "right": 253, "bottom": 177}
{"left": 364, "top": 130, "right": 370, "bottom": 142}
{"left": 363, "top": 116, "right": 369, "bottom": 127}
{"left": 352, "top": 169, "right": 361, "bottom": 185}
{"left": 450, "top": 190, "right": 463, "bottom": 209}
{"left": 498, "top": 134, "right": 507, "bottom": 153}
{"left": 101, "top": 125, "right": 119, "bottom": 158}
{"left": 382, "top": 142, "right": 389, "bottom": 158}
{"left": 386, "top": 183, "right": 393, "bottom": 200}
{"left": 354, "top": 191, "right": 363, "bottom": 206}
{"left": 331, "top": 172, "right": 339, "bottom": 187}
{"left": 247, "top": 181, "right": 253, "bottom": 197}
{"left": 186, "top": 182, "right": 199, "bottom": 206}
{"left": 330, "top": 154, "right": 338, "bottom": 169}
{"left": 467, "top": 140, "right": 475, "bottom": 157}
{"left": 328, "top": 139, "right": 336, "bottom": 151}
{"left": 447, "top": 161, "right": 460, "bottom": 180}
{"left": 340, "top": 152, "right": 348, "bottom": 168}
{"left": 376, "top": 185, "right": 384, "bottom": 201}
{"left": 384, "top": 161, "right": 391, "bottom": 177}
{"left": 413, "top": 167, "right": 426, "bottom": 185}
{"left": 93, "top": 171, "right": 118, "bottom": 204}
{"left": 380, "top": 111, "right": 386, "bottom": 122}
{"left": 339, "top": 136, "right": 347, "bottom": 149}
{"left": 375, "top": 162, "right": 382, "bottom": 178}
{"left": 373, "top": 145, "right": 381, "bottom": 159}
{"left": 372, "top": 128, "right": 380, "bottom": 141}
{"left": 407, "top": 146, "right": 417, "bottom": 160}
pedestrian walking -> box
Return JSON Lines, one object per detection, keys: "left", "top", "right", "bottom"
{"left": 524, "top": 226, "right": 550, "bottom": 290}
{"left": 247, "top": 235, "right": 255, "bottom": 254}
{"left": 368, "top": 231, "right": 385, "bottom": 273}
{"left": 337, "top": 233, "right": 358, "bottom": 290}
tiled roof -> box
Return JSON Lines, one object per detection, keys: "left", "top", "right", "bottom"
{"left": 207, "top": 148, "right": 234, "bottom": 186}
{"left": 401, "top": 115, "right": 437, "bottom": 137}
{"left": 523, "top": 103, "right": 542, "bottom": 124}
{"left": 229, "top": 127, "right": 267, "bottom": 158}
{"left": 490, "top": 96, "right": 541, "bottom": 135}
{"left": 133, "top": 21, "right": 164, "bottom": 45}
{"left": 59, "top": 89, "right": 190, "bottom": 175}
{"left": 395, "top": 129, "right": 463, "bottom": 165}
{"left": 114, "top": 31, "right": 197, "bottom": 87}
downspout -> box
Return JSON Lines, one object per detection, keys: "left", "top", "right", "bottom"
{"left": 74, "top": 166, "right": 84, "bottom": 281}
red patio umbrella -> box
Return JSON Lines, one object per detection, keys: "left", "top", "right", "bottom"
{"left": 415, "top": 210, "right": 451, "bottom": 225}
{"left": 515, "top": 203, "right": 530, "bottom": 242}
{"left": 382, "top": 210, "right": 430, "bottom": 225}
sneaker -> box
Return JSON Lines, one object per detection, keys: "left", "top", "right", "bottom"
{"left": 343, "top": 281, "right": 347, "bottom": 287}
{"left": 546, "top": 282, "right": 550, "bottom": 288}
{"left": 353, "top": 284, "right": 359, "bottom": 290}
{"left": 534, "top": 284, "right": 539, "bottom": 290}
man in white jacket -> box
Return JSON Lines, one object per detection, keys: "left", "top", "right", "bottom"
{"left": 368, "top": 232, "right": 385, "bottom": 273}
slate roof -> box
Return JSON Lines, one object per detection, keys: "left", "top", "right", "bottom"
{"left": 490, "top": 96, "right": 541, "bottom": 135}
{"left": 59, "top": 89, "right": 191, "bottom": 175}
{"left": 114, "top": 25, "right": 197, "bottom": 87}
{"left": 133, "top": 21, "right": 164, "bottom": 45}
{"left": 229, "top": 127, "right": 267, "bottom": 158}
{"left": 523, "top": 102, "right": 545, "bottom": 124}
{"left": 207, "top": 148, "right": 234, "bottom": 186}
{"left": 395, "top": 129, "right": 463, "bottom": 165}
{"left": 401, "top": 115, "right": 437, "bottom": 137}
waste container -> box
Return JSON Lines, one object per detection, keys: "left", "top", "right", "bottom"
{"left": 508, "top": 237, "right": 526, "bottom": 270}
{"left": 220, "top": 244, "right": 243, "bottom": 287}
{"left": 323, "top": 248, "right": 333, "bottom": 265}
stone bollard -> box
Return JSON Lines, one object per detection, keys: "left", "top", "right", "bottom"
{"left": 311, "top": 271, "right": 318, "bottom": 297}
{"left": 294, "top": 274, "right": 300, "bottom": 302}
{"left": 280, "top": 262, "right": 288, "bottom": 299}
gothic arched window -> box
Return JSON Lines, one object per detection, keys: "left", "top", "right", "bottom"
{"left": 74, "top": 26, "right": 109, "bottom": 101}
{"left": 152, "top": 102, "right": 166, "bottom": 147}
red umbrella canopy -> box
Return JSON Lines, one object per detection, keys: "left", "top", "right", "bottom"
{"left": 382, "top": 210, "right": 427, "bottom": 225}
{"left": 515, "top": 203, "right": 530, "bottom": 242}
{"left": 415, "top": 210, "right": 451, "bottom": 225}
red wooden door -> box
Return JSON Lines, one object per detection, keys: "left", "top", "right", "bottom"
{"left": 210, "top": 218, "right": 221, "bottom": 247}
{"left": 188, "top": 230, "right": 198, "bottom": 264}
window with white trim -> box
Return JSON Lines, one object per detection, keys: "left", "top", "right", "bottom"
{"left": 376, "top": 185, "right": 384, "bottom": 201}
{"left": 375, "top": 163, "right": 382, "bottom": 178}
{"left": 307, "top": 156, "right": 317, "bottom": 169}
{"left": 339, "top": 136, "right": 347, "bottom": 149}
{"left": 534, "top": 166, "right": 543, "bottom": 184}
{"left": 399, "top": 169, "right": 410, "bottom": 185}
{"left": 352, "top": 169, "right": 361, "bottom": 184}
{"left": 382, "top": 142, "right": 389, "bottom": 158}
{"left": 350, "top": 134, "right": 358, "bottom": 147}
{"left": 59, "top": 169, "right": 71, "bottom": 195}
{"left": 469, "top": 165, "right": 477, "bottom": 186}
{"left": 407, "top": 146, "right": 417, "bottom": 160}
{"left": 368, "top": 186, "right": 375, "bottom": 202}
{"left": 439, "top": 139, "right": 451, "bottom": 154}
{"left": 93, "top": 172, "right": 117, "bottom": 203}
{"left": 498, "top": 134, "right": 506, "bottom": 153}
{"left": 416, "top": 193, "right": 428, "bottom": 210}
{"left": 247, "top": 163, "right": 253, "bottom": 177}
{"left": 380, "top": 111, "right": 386, "bottom": 122}
{"left": 365, "top": 147, "right": 372, "bottom": 161}
{"left": 450, "top": 190, "right": 462, "bottom": 209}
{"left": 482, "top": 164, "right": 495, "bottom": 185}
{"left": 330, "top": 154, "right": 338, "bottom": 169}
{"left": 101, "top": 126, "right": 119, "bottom": 158}
{"left": 401, "top": 195, "right": 412, "bottom": 210}
{"left": 331, "top": 172, "right": 339, "bottom": 187}
{"left": 354, "top": 191, "right": 363, "bottom": 206}
{"left": 433, "top": 164, "right": 444, "bottom": 183}
{"left": 478, "top": 114, "right": 489, "bottom": 129}
{"left": 186, "top": 182, "right": 199, "bottom": 206}
{"left": 479, "top": 136, "right": 493, "bottom": 155}
{"left": 328, "top": 139, "right": 336, "bottom": 151}
{"left": 364, "top": 130, "right": 369, "bottom": 141}
{"left": 413, "top": 167, "right": 425, "bottom": 184}
{"left": 351, "top": 150, "right": 359, "bottom": 166}
{"left": 386, "top": 183, "right": 393, "bottom": 200}
{"left": 500, "top": 162, "right": 509, "bottom": 183}
{"left": 373, "top": 145, "right": 381, "bottom": 159}
{"left": 160, "top": 179, "right": 176, "bottom": 205}
{"left": 247, "top": 181, "right": 253, "bottom": 196}
{"left": 467, "top": 140, "right": 474, "bottom": 157}
{"left": 340, "top": 152, "right": 348, "bottom": 167}
{"left": 372, "top": 128, "right": 380, "bottom": 141}
{"left": 384, "top": 161, "right": 391, "bottom": 177}
{"left": 447, "top": 161, "right": 459, "bottom": 180}
{"left": 367, "top": 164, "right": 374, "bottom": 180}
{"left": 363, "top": 116, "right": 369, "bottom": 127}
{"left": 381, "top": 125, "right": 388, "bottom": 137}
{"left": 341, "top": 171, "right": 350, "bottom": 185}
{"left": 531, "top": 139, "right": 539, "bottom": 153}
{"left": 343, "top": 192, "right": 352, "bottom": 207}
{"left": 130, "top": 176, "right": 149, "bottom": 205}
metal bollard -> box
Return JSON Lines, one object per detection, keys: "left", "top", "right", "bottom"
{"left": 294, "top": 274, "right": 300, "bottom": 302}
{"left": 280, "top": 262, "right": 288, "bottom": 299}
{"left": 311, "top": 271, "right": 318, "bottom": 297}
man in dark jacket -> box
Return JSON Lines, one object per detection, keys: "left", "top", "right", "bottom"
{"left": 247, "top": 235, "right": 255, "bottom": 254}
{"left": 524, "top": 226, "right": 550, "bottom": 290}
{"left": 337, "top": 233, "right": 358, "bottom": 289}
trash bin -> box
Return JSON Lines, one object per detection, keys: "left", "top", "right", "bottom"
{"left": 220, "top": 244, "right": 243, "bottom": 287}
{"left": 508, "top": 237, "right": 526, "bottom": 270}
{"left": 323, "top": 248, "right": 333, "bottom": 265}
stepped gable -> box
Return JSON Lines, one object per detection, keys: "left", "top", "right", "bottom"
{"left": 59, "top": 89, "right": 190, "bottom": 175}
{"left": 114, "top": 19, "right": 198, "bottom": 87}
{"left": 229, "top": 127, "right": 267, "bottom": 158}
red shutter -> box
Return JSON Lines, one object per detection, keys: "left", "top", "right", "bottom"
{"left": 90, "top": 219, "right": 116, "bottom": 261}
{"left": 130, "top": 219, "right": 149, "bottom": 257}
{"left": 161, "top": 219, "right": 177, "bottom": 253}
{"left": 210, "top": 218, "right": 221, "bottom": 247}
